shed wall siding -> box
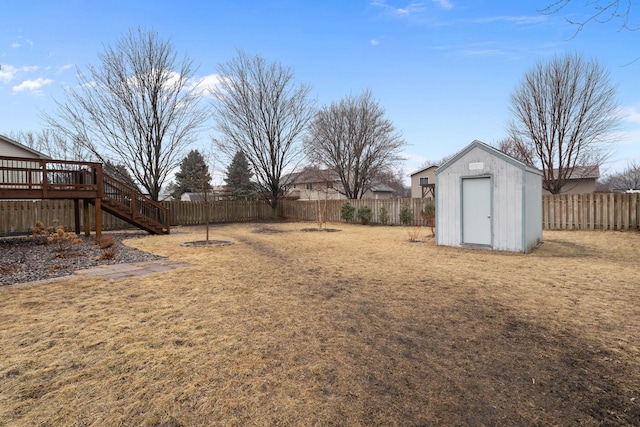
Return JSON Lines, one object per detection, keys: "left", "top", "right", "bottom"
{"left": 492, "top": 159, "right": 523, "bottom": 252}
{"left": 436, "top": 165, "right": 461, "bottom": 247}
{"left": 524, "top": 171, "right": 543, "bottom": 252}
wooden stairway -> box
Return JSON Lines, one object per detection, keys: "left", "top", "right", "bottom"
{"left": 0, "top": 156, "right": 170, "bottom": 235}
{"left": 97, "top": 173, "right": 170, "bottom": 235}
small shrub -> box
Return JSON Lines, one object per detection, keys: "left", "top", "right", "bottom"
{"left": 356, "top": 206, "right": 372, "bottom": 225}
{"left": 399, "top": 202, "right": 414, "bottom": 225}
{"left": 341, "top": 202, "right": 356, "bottom": 223}
{"left": 407, "top": 225, "right": 421, "bottom": 242}
{"left": 421, "top": 200, "right": 436, "bottom": 236}
{"left": 95, "top": 235, "right": 116, "bottom": 249}
{"left": 378, "top": 206, "right": 390, "bottom": 225}
{"left": 31, "top": 219, "right": 82, "bottom": 250}
{"left": 98, "top": 247, "right": 117, "bottom": 260}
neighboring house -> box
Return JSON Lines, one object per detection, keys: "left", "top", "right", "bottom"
{"left": 410, "top": 165, "right": 438, "bottom": 199}
{"left": 0, "top": 134, "right": 50, "bottom": 159}
{"left": 283, "top": 168, "right": 344, "bottom": 201}
{"left": 180, "top": 186, "right": 231, "bottom": 201}
{"left": 284, "top": 168, "right": 396, "bottom": 200}
{"left": 543, "top": 166, "right": 600, "bottom": 195}
{"left": 1, "top": 134, "right": 51, "bottom": 188}
{"left": 362, "top": 182, "right": 395, "bottom": 199}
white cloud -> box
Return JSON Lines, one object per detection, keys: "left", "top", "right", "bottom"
{"left": 432, "top": 0, "right": 453, "bottom": 10}
{"left": 191, "top": 73, "right": 224, "bottom": 96}
{"left": 622, "top": 105, "right": 640, "bottom": 125}
{"left": 12, "top": 77, "right": 53, "bottom": 95}
{"left": 10, "top": 37, "right": 33, "bottom": 49}
{"left": 59, "top": 64, "right": 74, "bottom": 71}
{"left": 370, "top": 38, "right": 380, "bottom": 46}
{"left": 0, "top": 65, "right": 38, "bottom": 83}
{"left": 461, "top": 49, "right": 504, "bottom": 56}
{"left": 474, "top": 15, "right": 547, "bottom": 25}
{"left": 371, "top": 1, "right": 426, "bottom": 17}
{"left": 0, "top": 65, "right": 17, "bottom": 82}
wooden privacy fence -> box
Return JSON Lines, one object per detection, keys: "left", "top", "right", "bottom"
{"left": 2, "top": 194, "right": 639, "bottom": 235}
{"left": 542, "top": 193, "right": 639, "bottom": 231}
{"left": 279, "top": 198, "right": 428, "bottom": 225}
{"left": 0, "top": 200, "right": 133, "bottom": 235}
{"left": 162, "top": 200, "right": 274, "bottom": 226}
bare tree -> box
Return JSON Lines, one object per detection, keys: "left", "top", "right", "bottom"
{"left": 375, "top": 168, "right": 411, "bottom": 198}
{"left": 507, "top": 52, "right": 621, "bottom": 194}
{"left": 599, "top": 160, "right": 640, "bottom": 191}
{"left": 541, "top": 1, "right": 638, "bottom": 35}
{"left": 211, "top": 51, "right": 314, "bottom": 217}
{"left": 11, "top": 129, "right": 92, "bottom": 161}
{"left": 44, "top": 28, "right": 207, "bottom": 201}
{"left": 304, "top": 90, "right": 406, "bottom": 199}
{"left": 494, "top": 137, "right": 536, "bottom": 166}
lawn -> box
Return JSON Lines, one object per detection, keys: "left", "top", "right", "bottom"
{"left": 1, "top": 222, "right": 639, "bottom": 426}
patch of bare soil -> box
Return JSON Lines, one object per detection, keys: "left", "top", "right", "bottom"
{"left": 300, "top": 227, "right": 341, "bottom": 232}
{"left": 0, "top": 224, "right": 638, "bottom": 426}
{"left": 181, "top": 240, "right": 234, "bottom": 247}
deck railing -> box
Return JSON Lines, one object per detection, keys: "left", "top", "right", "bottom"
{"left": 0, "top": 156, "right": 101, "bottom": 195}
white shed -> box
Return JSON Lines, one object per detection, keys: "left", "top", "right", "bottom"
{"left": 435, "top": 140, "right": 542, "bottom": 253}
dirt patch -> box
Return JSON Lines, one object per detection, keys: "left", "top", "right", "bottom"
{"left": 300, "top": 228, "right": 341, "bottom": 232}
{"left": 0, "top": 224, "right": 638, "bottom": 426}
{"left": 180, "top": 240, "right": 234, "bottom": 247}
{"left": 252, "top": 226, "right": 291, "bottom": 234}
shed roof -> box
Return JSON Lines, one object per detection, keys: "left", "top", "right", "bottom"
{"left": 436, "top": 140, "right": 542, "bottom": 176}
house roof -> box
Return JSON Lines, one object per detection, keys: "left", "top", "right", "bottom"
{"left": 0, "top": 134, "right": 51, "bottom": 159}
{"left": 370, "top": 182, "right": 395, "bottom": 193}
{"left": 409, "top": 164, "right": 439, "bottom": 177}
{"left": 436, "top": 140, "right": 542, "bottom": 177}
{"left": 283, "top": 168, "right": 340, "bottom": 185}
{"left": 552, "top": 166, "right": 600, "bottom": 180}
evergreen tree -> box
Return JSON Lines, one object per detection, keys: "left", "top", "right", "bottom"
{"left": 172, "top": 150, "right": 212, "bottom": 199}
{"left": 104, "top": 160, "right": 141, "bottom": 192}
{"left": 224, "top": 150, "right": 255, "bottom": 200}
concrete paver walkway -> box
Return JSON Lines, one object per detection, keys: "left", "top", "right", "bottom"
{"left": 8, "top": 260, "right": 191, "bottom": 288}
{"left": 74, "top": 260, "right": 190, "bottom": 280}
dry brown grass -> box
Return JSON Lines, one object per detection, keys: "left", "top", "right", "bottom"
{"left": 1, "top": 222, "right": 639, "bottom": 426}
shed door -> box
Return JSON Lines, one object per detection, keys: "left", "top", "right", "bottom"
{"left": 462, "top": 177, "right": 491, "bottom": 245}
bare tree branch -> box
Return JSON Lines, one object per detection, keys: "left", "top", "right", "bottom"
{"left": 540, "top": 0, "right": 639, "bottom": 36}
{"left": 211, "top": 51, "right": 314, "bottom": 217}
{"left": 304, "top": 89, "right": 406, "bottom": 199}
{"left": 598, "top": 160, "right": 640, "bottom": 191}
{"left": 43, "top": 28, "right": 207, "bottom": 201}
{"left": 10, "top": 129, "right": 93, "bottom": 161}
{"left": 507, "top": 52, "right": 621, "bottom": 193}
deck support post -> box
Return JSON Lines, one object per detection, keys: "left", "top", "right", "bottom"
{"left": 83, "top": 199, "right": 91, "bottom": 236}
{"left": 73, "top": 199, "right": 81, "bottom": 235}
{"left": 94, "top": 197, "right": 102, "bottom": 239}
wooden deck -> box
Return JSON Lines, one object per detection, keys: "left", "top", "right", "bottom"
{"left": 0, "top": 156, "right": 170, "bottom": 236}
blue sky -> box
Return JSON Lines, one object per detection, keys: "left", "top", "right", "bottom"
{"left": 2, "top": 0, "right": 639, "bottom": 183}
